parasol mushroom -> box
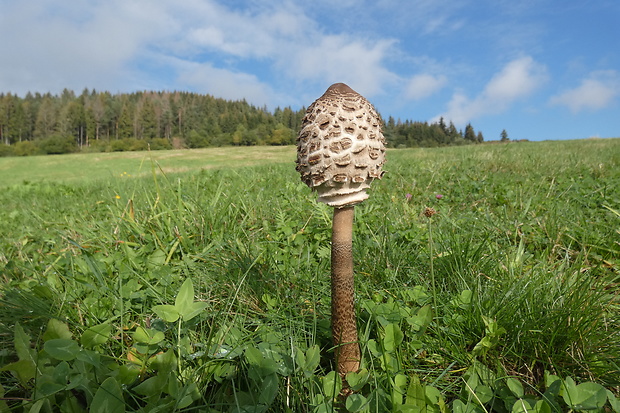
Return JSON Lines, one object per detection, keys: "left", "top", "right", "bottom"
{"left": 296, "top": 83, "right": 386, "bottom": 376}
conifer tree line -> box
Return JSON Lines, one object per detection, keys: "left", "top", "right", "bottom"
{"left": 0, "top": 88, "right": 484, "bottom": 156}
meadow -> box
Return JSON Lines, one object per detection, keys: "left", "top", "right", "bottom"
{"left": 0, "top": 139, "right": 619, "bottom": 412}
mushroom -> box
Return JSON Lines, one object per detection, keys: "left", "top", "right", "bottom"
{"left": 296, "top": 83, "right": 386, "bottom": 376}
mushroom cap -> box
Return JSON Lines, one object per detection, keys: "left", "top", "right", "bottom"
{"left": 296, "top": 83, "right": 386, "bottom": 208}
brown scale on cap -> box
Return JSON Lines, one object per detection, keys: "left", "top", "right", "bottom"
{"left": 296, "top": 83, "right": 386, "bottom": 208}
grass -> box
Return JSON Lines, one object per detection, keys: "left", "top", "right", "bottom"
{"left": 0, "top": 145, "right": 295, "bottom": 187}
{"left": 0, "top": 139, "right": 619, "bottom": 412}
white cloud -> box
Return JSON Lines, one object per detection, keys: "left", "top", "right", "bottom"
{"left": 549, "top": 70, "right": 620, "bottom": 113}
{"left": 175, "top": 60, "right": 275, "bottom": 105}
{"left": 374, "top": 0, "right": 466, "bottom": 35}
{"left": 405, "top": 74, "right": 447, "bottom": 100}
{"left": 437, "top": 56, "right": 548, "bottom": 125}
{"left": 0, "top": 0, "right": 176, "bottom": 94}
{"left": 484, "top": 56, "right": 547, "bottom": 100}
{"left": 181, "top": 2, "right": 308, "bottom": 59}
{"left": 177, "top": 2, "right": 398, "bottom": 98}
{"left": 286, "top": 35, "right": 397, "bottom": 97}
{"left": 0, "top": 0, "right": 400, "bottom": 103}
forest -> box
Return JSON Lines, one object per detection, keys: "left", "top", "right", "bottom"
{"left": 0, "top": 89, "right": 485, "bottom": 156}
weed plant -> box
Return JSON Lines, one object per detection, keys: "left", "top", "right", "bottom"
{"left": 0, "top": 139, "right": 619, "bottom": 412}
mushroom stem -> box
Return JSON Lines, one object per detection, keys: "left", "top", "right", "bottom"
{"left": 331, "top": 206, "right": 361, "bottom": 375}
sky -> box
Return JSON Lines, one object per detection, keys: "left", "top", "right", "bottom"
{"left": 0, "top": 0, "right": 619, "bottom": 141}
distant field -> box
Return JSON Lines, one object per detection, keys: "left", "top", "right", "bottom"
{"left": 0, "top": 145, "right": 296, "bottom": 187}
{"left": 2, "top": 138, "right": 618, "bottom": 187}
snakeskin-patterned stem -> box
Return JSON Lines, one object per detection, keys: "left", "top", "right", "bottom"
{"left": 331, "top": 206, "right": 360, "bottom": 375}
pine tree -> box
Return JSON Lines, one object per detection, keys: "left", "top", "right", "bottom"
{"left": 7, "top": 96, "right": 26, "bottom": 144}
{"left": 0, "top": 94, "right": 9, "bottom": 145}
{"left": 448, "top": 121, "right": 459, "bottom": 141}
{"left": 34, "top": 96, "right": 58, "bottom": 139}
{"left": 500, "top": 129, "right": 509, "bottom": 142}
{"left": 60, "top": 100, "right": 86, "bottom": 146}
{"left": 464, "top": 123, "right": 476, "bottom": 142}
{"left": 88, "top": 93, "right": 107, "bottom": 141}
{"left": 139, "top": 97, "right": 157, "bottom": 139}
{"left": 117, "top": 101, "right": 134, "bottom": 139}
{"left": 438, "top": 117, "right": 448, "bottom": 135}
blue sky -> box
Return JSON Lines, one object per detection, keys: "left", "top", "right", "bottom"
{"left": 0, "top": 0, "right": 618, "bottom": 141}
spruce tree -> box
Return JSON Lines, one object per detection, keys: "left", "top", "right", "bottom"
{"left": 464, "top": 123, "right": 476, "bottom": 142}
{"left": 501, "top": 129, "right": 509, "bottom": 142}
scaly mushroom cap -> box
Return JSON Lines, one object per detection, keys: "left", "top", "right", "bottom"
{"left": 296, "top": 83, "right": 386, "bottom": 208}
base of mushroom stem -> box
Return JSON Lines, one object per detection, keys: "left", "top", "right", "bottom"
{"left": 335, "top": 345, "right": 361, "bottom": 376}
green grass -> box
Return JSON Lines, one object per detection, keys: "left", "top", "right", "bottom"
{"left": 1, "top": 139, "right": 619, "bottom": 412}
{"left": 0, "top": 145, "right": 295, "bottom": 187}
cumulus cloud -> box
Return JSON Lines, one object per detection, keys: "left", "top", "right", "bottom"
{"left": 376, "top": 0, "right": 466, "bottom": 35}
{"left": 181, "top": 1, "right": 310, "bottom": 59}
{"left": 0, "top": 0, "right": 398, "bottom": 103}
{"left": 286, "top": 35, "right": 397, "bottom": 97}
{"left": 175, "top": 60, "right": 276, "bottom": 105}
{"left": 549, "top": 70, "right": 620, "bottom": 113}
{"left": 405, "top": 73, "right": 447, "bottom": 100}
{"left": 0, "top": 0, "right": 178, "bottom": 93}
{"left": 169, "top": 1, "right": 399, "bottom": 102}
{"left": 484, "top": 56, "right": 547, "bottom": 100}
{"left": 181, "top": 2, "right": 397, "bottom": 97}
{"left": 437, "top": 56, "right": 548, "bottom": 125}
